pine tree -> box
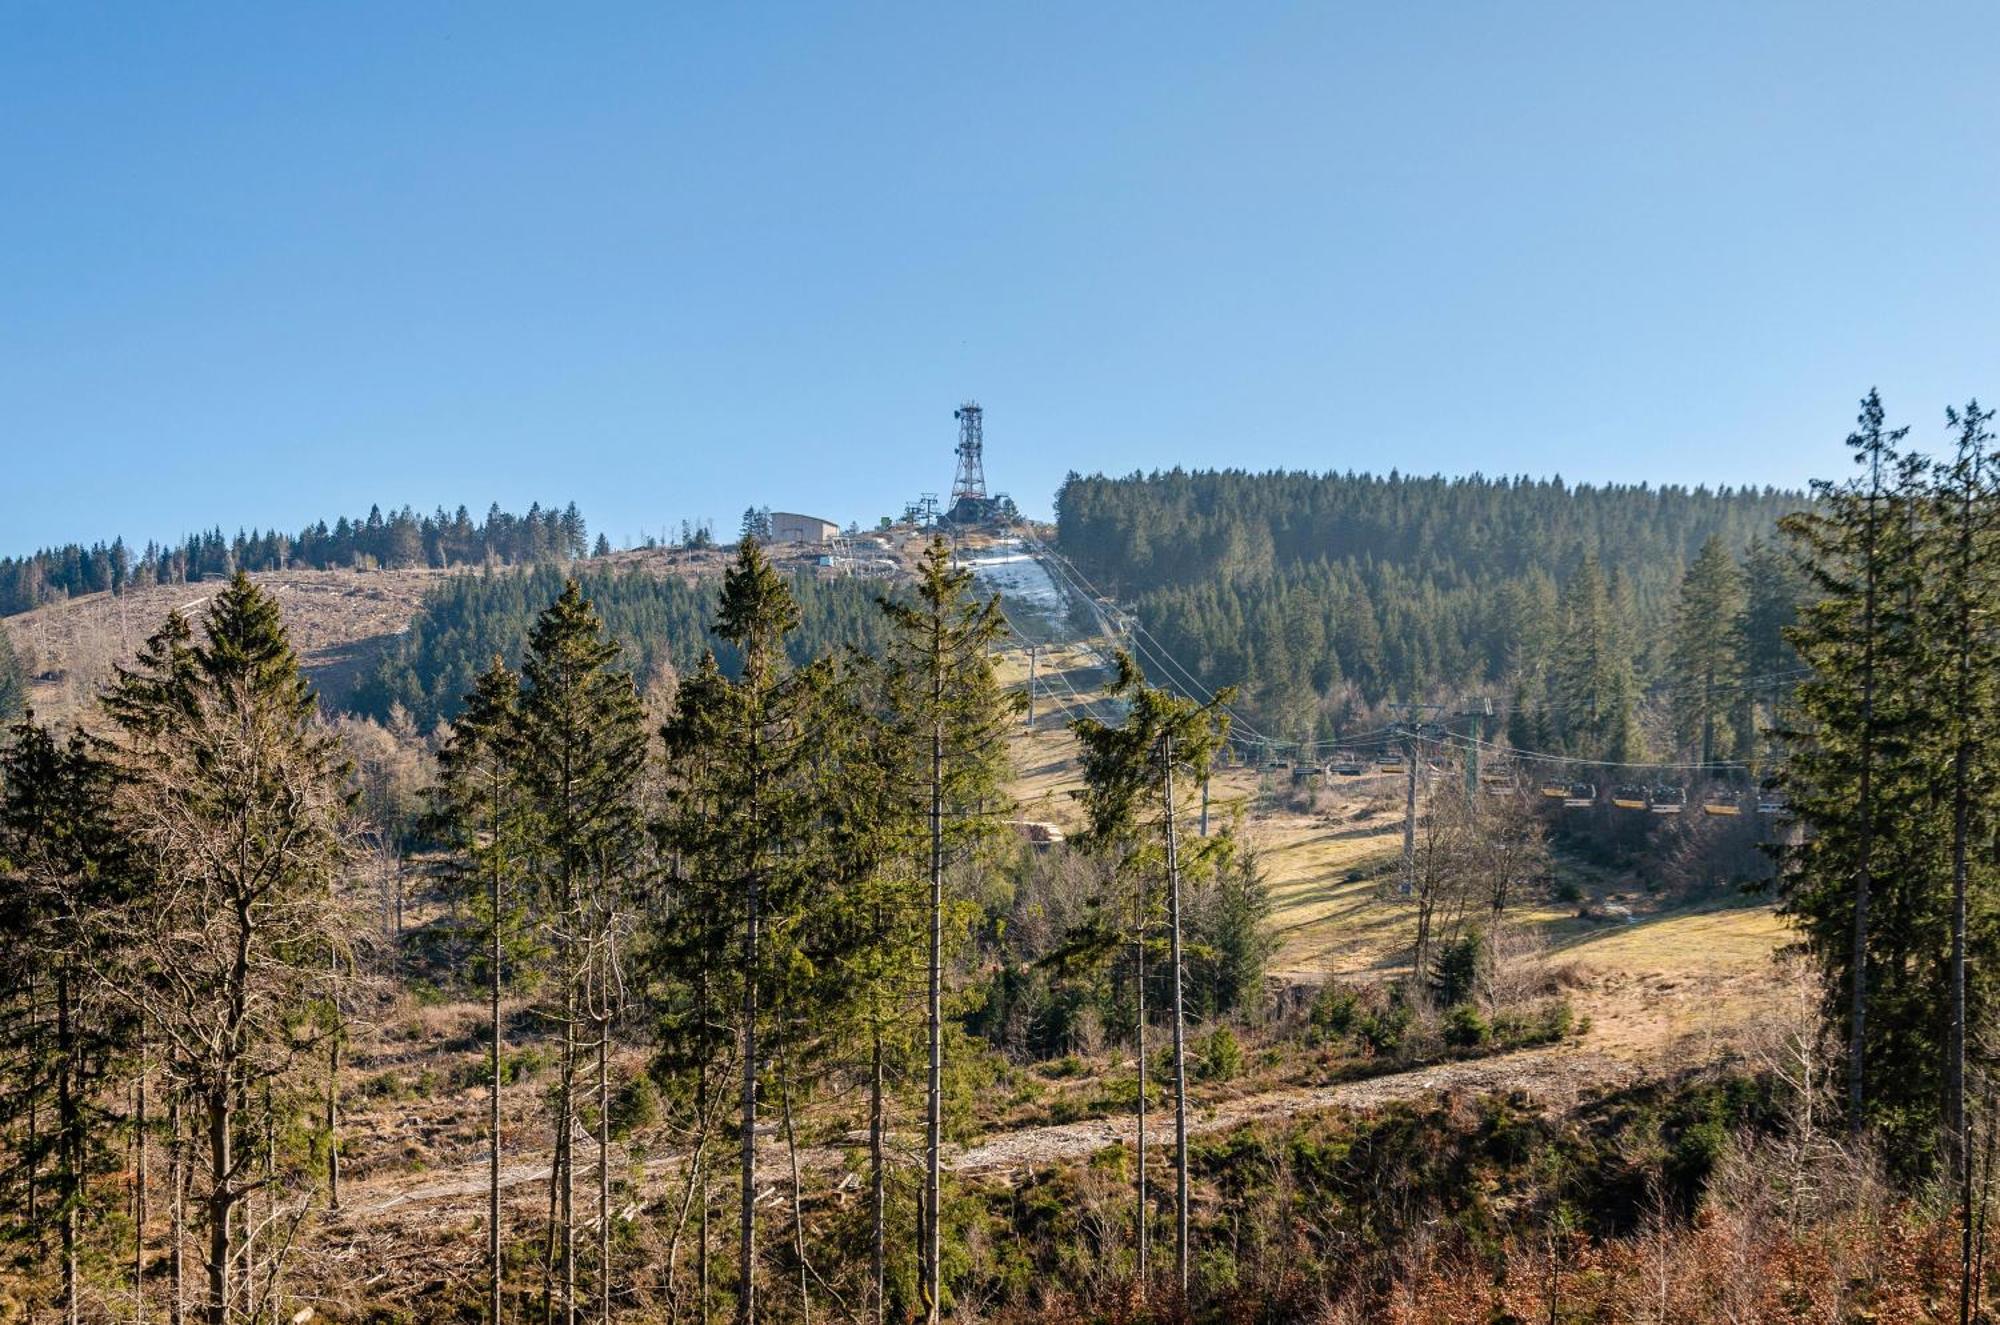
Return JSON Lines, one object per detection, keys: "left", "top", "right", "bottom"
{"left": 1732, "top": 535, "right": 1803, "bottom": 771}
{"left": 1925, "top": 401, "right": 1997, "bottom": 1308}
{"left": 1551, "top": 554, "right": 1637, "bottom": 760}
{"left": 1071, "top": 651, "right": 1230, "bottom": 1303}
{"left": 1780, "top": 391, "right": 1920, "bottom": 1136}
{"left": 877, "top": 539, "right": 1015, "bottom": 1322}
{"left": 512, "top": 581, "right": 648, "bottom": 1325}
{"left": 1668, "top": 535, "right": 1745, "bottom": 767}
{"left": 100, "top": 575, "right": 357, "bottom": 1325}
{"left": 432, "top": 658, "right": 530, "bottom": 1325}
{"left": 0, "top": 622, "right": 25, "bottom": 720}
{"left": 0, "top": 717, "right": 135, "bottom": 1324}
{"left": 659, "top": 541, "right": 823, "bottom": 1325}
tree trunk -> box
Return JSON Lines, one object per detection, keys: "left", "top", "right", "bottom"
{"left": 326, "top": 1033, "right": 341, "bottom": 1212}
{"left": 1947, "top": 440, "right": 1981, "bottom": 1325}
{"left": 58, "top": 965, "right": 78, "bottom": 1325}
{"left": 1135, "top": 865, "right": 1148, "bottom": 1298}
{"left": 491, "top": 831, "right": 505, "bottom": 1325}
{"left": 598, "top": 1017, "right": 611, "bottom": 1325}
{"left": 563, "top": 995, "right": 577, "bottom": 1325}
{"left": 740, "top": 857, "right": 760, "bottom": 1325}
{"left": 205, "top": 1081, "right": 232, "bottom": 1325}
{"left": 171, "top": 1091, "right": 186, "bottom": 1325}
{"left": 1848, "top": 484, "right": 1880, "bottom": 1131}
{"left": 1136, "top": 872, "right": 1152, "bottom": 1304}
{"left": 137, "top": 1040, "right": 149, "bottom": 1324}
{"left": 923, "top": 640, "right": 944, "bottom": 1325}
{"left": 1164, "top": 733, "right": 1190, "bottom": 1302}
{"left": 869, "top": 1024, "right": 885, "bottom": 1325}
{"left": 780, "top": 1049, "right": 809, "bottom": 1325}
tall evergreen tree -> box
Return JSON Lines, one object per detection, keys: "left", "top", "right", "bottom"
{"left": 1924, "top": 401, "right": 1997, "bottom": 1304}
{"left": 100, "top": 575, "right": 357, "bottom": 1325}
{"left": 512, "top": 582, "right": 648, "bottom": 1325}
{"left": 877, "top": 540, "right": 1014, "bottom": 1323}
{"left": 1072, "top": 651, "right": 1230, "bottom": 1302}
{"left": 431, "top": 658, "right": 530, "bottom": 1325}
{"left": 1668, "top": 535, "right": 1745, "bottom": 767}
{"left": 0, "top": 623, "right": 25, "bottom": 720}
{"left": 1731, "top": 534, "right": 1803, "bottom": 771}
{"left": 1781, "top": 391, "right": 1921, "bottom": 1137}
{"left": 659, "top": 541, "right": 824, "bottom": 1325}
{"left": 0, "top": 718, "right": 134, "bottom": 1324}
{"left": 1551, "top": 555, "right": 1638, "bottom": 761}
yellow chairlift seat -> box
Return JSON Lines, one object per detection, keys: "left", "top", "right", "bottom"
{"left": 1611, "top": 784, "right": 1648, "bottom": 810}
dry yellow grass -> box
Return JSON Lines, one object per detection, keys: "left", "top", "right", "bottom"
{"left": 994, "top": 649, "right": 1792, "bottom": 1064}
{"left": 8, "top": 567, "right": 452, "bottom": 722}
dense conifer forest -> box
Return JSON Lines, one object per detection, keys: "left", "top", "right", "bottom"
{"left": 1054, "top": 469, "right": 1807, "bottom": 750}
{"left": 0, "top": 500, "right": 592, "bottom": 616}
{"left": 350, "top": 561, "right": 896, "bottom": 729}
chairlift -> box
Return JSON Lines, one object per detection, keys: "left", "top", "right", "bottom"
{"left": 1330, "top": 759, "right": 1367, "bottom": 777}
{"left": 1703, "top": 790, "right": 1743, "bottom": 816}
{"left": 1757, "top": 794, "right": 1790, "bottom": 817}
{"left": 1378, "top": 756, "right": 1407, "bottom": 775}
{"left": 1562, "top": 782, "right": 1597, "bottom": 808}
{"left": 1648, "top": 785, "right": 1686, "bottom": 815}
{"left": 1541, "top": 780, "right": 1570, "bottom": 800}
{"left": 1611, "top": 784, "right": 1648, "bottom": 810}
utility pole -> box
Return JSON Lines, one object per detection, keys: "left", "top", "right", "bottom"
{"left": 1388, "top": 702, "right": 1445, "bottom": 896}
{"left": 1198, "top": 772, "right": 1210, "bottom": 838}
{"left": 1402, "top": 730, "right": 1418, "bottom": 892}
{"left": 1026, "top": 644, "right": 1037, "bottom": 726}
{"left": 1462, "top": 697, "right": 1492, "bottom": 806}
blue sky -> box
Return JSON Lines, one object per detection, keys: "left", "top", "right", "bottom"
{"left": 4, "top": 4, "right": 1997, "bottom": 553}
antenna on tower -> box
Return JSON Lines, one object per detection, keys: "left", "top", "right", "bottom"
{"left": 951, "top": 402, "right": 987, "bottom": 510}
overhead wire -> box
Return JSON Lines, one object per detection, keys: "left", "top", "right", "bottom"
{"left": 1006, "top": 526, "right": 1807, "bottom": 774}
{"left": 1016, "top": 532, "right": 1286, "bottom": 745}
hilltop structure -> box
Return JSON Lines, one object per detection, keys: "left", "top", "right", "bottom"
{"left": 943, "top": 401, "right": 1018, "bottom": 527}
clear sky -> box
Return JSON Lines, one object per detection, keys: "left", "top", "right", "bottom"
{"left": 4, "top": 4, "right": 1997, "bottom": 553}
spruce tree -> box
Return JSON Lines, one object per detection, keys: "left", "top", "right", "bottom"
{"left": 0, "top": 717, "right": 134, "bottom": 1324}
{"left": 432, "top": 657, "right": 530, "bottom": 1325}
{"left": 1668, "top": 535, "right": 1745, "bottom": 768}
{"left": 1925, "top": 401, "right": 1997, "bottom": 1306}
{"left": 512, "top": 581, "right": 648, "bottom": 1325}
{"left": 0, "top": 622, "right": 25, "bottom": 720}
{"left": 1551, "top": 555, "right": 1637, "bottom": 760}
{"left": 1071, "top": 651, "right": 1230, "bottom": 1303}
{"left": 100, "top": 574, "right": 356, "bottom": 1325}
{"left": 877, "top": 539, "right": 1014, "bottom": 1323}
{"left": 1732, "top": 535, "right": 1803, "bottom": 772}
{"left": 1781, "top": 392, "right": 1923, "bottom": 1137}
{"left": 650, "top": 650, "right": 740, "bottom": 1323}
{"left": 659, "top": 541, "right": 823, "bottom": 1325}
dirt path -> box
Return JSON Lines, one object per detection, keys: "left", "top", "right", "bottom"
{"left": 953, "top": 1043, "right": 1632, "bottom": 1172}
{"left": 355, "top": 1043, "right": 1635, "bottom": 1216}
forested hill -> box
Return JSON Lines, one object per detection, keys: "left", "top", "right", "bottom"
{"left": 1, "top": 500, "right": 591, "bottom": 617}
{"left": 1055, "top": 469, "right": 1807, "bottom": 744}
{"left": 350, "top": 561, "right": 893, "bottom": 729}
